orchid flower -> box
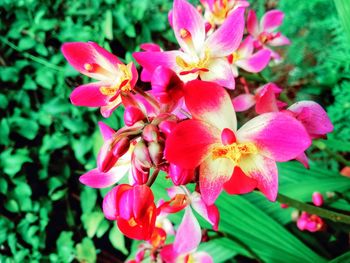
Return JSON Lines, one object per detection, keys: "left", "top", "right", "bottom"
{"left": 133, "top": 0, "right": 245, "bottom": 89}
{"left": 297, "top": 212, "right": 325, "bottom": 232}
{"left": 166, "top": 80, "right": 311, "bottom": 204}
{"left": 285, "top": 101, "right": 333, "bottom": 168}
{"left": 160, "top": 206, "right": 213, "bottom": 263}
{"left": 103, "top": 184, "right": 157, "bottom": 240}
{"left": 201, "top": 0, "right": 249, "bottom": 28}
{"left": 228, "top": 36, "right": 271, "bottom": 77}
{"left": 247, "top": 10, "right": 290, "bottom": 59}
{"left": 62, "top": 42, "right": 138, "bottom": 117}
{"left": 233, "top": 82, "right": 286, "bottom": 113}
{"left": 79, "top": 122, "right": 132, "bottom": 188}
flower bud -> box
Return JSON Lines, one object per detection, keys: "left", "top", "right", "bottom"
{"left": 142, "top": 124, "right": 159, "bottom": 142}
{"left": 168, "top": 163, "right": 195, "bottom": 186}
{"left": 148, "top": 142, "right": 164, "bottom": 166}
{"left": 133, "top": 141, "right": 152, "bottom": 169}
{"left": 280, "top": 203, "right": 289, "bottom": 209}
{"left": 159, "top": 120, "right": 177, "bottom": 136}
{"left": 312, "top": 192, "right": 324, "bottom": 207}
{"left": 124, "top": 106, "right": 145, "bottom": 126}
{"left": 131, "top": 165, "right": 149, "bottom": 185}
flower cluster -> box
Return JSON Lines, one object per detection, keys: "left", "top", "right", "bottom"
{"left": 62, "top": 0, "right": 333, "bottom": 261}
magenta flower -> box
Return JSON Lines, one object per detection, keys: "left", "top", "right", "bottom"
{"left": 247, "top": 10, "right": 290, "bottom": 59}
{"left": 228, "top": 36, "right": 271, "bottom": 77}
{"left": 62, "top": 42, "right": 138, "bottom": 117}
{"left": 133, "top": 0, "right": 245, "bottom": 89}
{"left": 297, "top": 212, "right": 325, "bottom": 232}
{"left": 166, "top": 80, "right": 311, "bottom": 204}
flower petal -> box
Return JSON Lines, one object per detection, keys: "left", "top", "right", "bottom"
{"left": 236, "top": 49, "right": 271, "bottom": 73}
{"left": 200, "top": 58, "right": 236, "bottom": 89}
{"left": 173, "top": 0, "right": 205, "bottom": 54}
{"left": 247, "top": 10, "right": 259, "bottom": 37}
{"left": 236, "top": 36, "right": 255, "bottom": 58}
{"left": 295, "top": 152, "right": 309, "bottom": 169}
{"left": 193, "top": 252, "right": 214, "bottom": 263}
{"left": 239, "top": 154, "right": 278, "bottom": 201}
{"left": 133, "top": 51, "right": 181, "bottom": 82}
{"left": 184, "top": 80, "right": 237, "bottom": 131}
{"left": 79, "top": 166, "right": 128, "bottom": 188}
{"left": 62, "top": 42, "right": 120, "bottom": 80}
{"left": 205, "top": 8, "right": 245, "bottom": 57}
{"left": 174, "top": 207, "right": 201, "bottom": 254}
{"left": 102, "top": 184, "right": 131, "bottom": 220}
{"left": 237, "top": 112, "right": 311, "bottom": 162}
{"left": 255, "top": 83, "right": 280, "bottom": 114}
{"left": 191, "top": 192, "right": 220, "bottom": 230}
{"left": 165, "top": 119, "right": 219, "bottom": 169}
{"left": 70, "top": 82, "right": 110, "bottom": 107}
{"left": 224, "top": 166, "right": 257, "bottom": 195}
{"left": 261, "top": 10, "right": 284, "bottom": 33}
{"left": 199, "top": 157, "right": 235, "bottom": 205}
{"left": 98, "top": 121, "right": 115, "bottom": 141}
{"left": 287, "top": 101, "right": 333, "bottom": 139}
{"left": 268, "top": 35, "right": 290, "bottom": 46}
{"left": 232, "top": 94, "right": 256, "bottom": 112}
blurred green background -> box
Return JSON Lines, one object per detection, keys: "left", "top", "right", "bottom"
{"left": 1, "top": 0, "right": 350, "bottom": 262}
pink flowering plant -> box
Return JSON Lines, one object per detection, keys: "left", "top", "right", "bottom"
{"left": 60, "top": 0, "right": 350, "bottom": 261}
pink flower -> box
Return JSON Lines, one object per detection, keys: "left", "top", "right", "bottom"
{"left": 166, "top": 80, "right": 311, "bottom": 204}
{"left": 201, "top": 0, "right": 249, "bottom": 27}
{"left": 312, "top": 192, "right": 324, "bottom": 207}
{"left": 247, "top": 10, "right": 290, "bottom": 59}
{"left": 103, "top": 184, "right": 157, "bottom": 240}
{"left": 297, "top": 212, "right": 325, "bottom": 232}
{"left": 62, "top": 42, "right": 138, "bottom": 117}
{"left": 233, "top": 82, "right": 285, "bottom": 113}
{"left": 133, "top": 0, "right": 245, "bottom": 89}
{"left": 228, "top": 36, "right": 271, "bottom": 77}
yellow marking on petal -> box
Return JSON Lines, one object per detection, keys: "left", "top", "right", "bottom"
{"left": 99, "top": 63, "right": 133, "bottom": 96}
{"left": 84, "top": 63, "right": 93, "bottom": 71}
{"left": 180, "top": 28, "right": 191, "bottom": 40}
{"left": 100, "top": 86, "right": 118, "bottom": 96}
{"left": 128, "top": 217, "right": 138, "bottom": 227}
{"left": 212, "top": 142, "right": 258, "bottom": 165}
{"left": 176, "top": 49, "right": 211, "bottom": 73}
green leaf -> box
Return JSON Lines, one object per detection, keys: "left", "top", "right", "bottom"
{"left": 81, "top": 211, "right": 105, "bottom": 238}
{"left": 334, "top": 0, "right": 350, "bottom": 41}
{"left": 104, "top": 10, "right": 113, "bottom": 40}
{"left": 80, "top": 187, "right": 97, "bottom": 214}
{"left": 76, "top": 238, "right": 96, "bottom": 263}
{"left": 0, "top": 118, "right": 10, "bottom": 146}
{"left": 109, "top": 225, "right": 128, "bottom": 255}
{"left": 57, "top": 231, "right": 75, "bottom": 263}
{"left": 10, "top": 116, "right": 40, "bottom": 140}
{"left": 0, "top": 148, "right": 32, "bottom": 177}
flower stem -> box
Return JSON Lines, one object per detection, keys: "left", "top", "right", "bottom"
{"left": 277, "top": 193, "right": 350, "bottom": 224}
{"left": 146, "top": 169, "right": 160, "bottom": 187}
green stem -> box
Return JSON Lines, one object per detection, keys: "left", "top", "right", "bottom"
{"left": 0, "top": 36, "right": 65, "bottom": 72}
{"left": 207, "top": 229, "right": 262, "bottom": 262}
{"left": 146, "top": 169, "right": 160, "bottom": 187}
{"left": 313, "top": 140, "right": 350, "bottom": 167}
{"left": 277, "top": 193, "right": 350, "bottom": 224}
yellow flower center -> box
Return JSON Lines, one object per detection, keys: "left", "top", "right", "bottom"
{"left": 176, "top": 49, "right": 211, "bottom": 75}
{"left": 212, "top": 142, "right": 258, "bottom": 165}
{"left": 99, "top": 63, "right": 133, "bottom": 96}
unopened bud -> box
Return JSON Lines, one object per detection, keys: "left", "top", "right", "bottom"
{"left": 312, "top": 192, "right": 324, "bottom": 207}
{"left": 159, "top": 120, "right": 177, "bottom": 136}
{"left": 280, "top": 203, "right": 289, "bottom": 209}
{"left": 112, "top": 137, "right": 130, "bottom": 158}
{"left": 133, "top": 141, "right": 152, "bottom": 168}
{"left": 131, "top": 165, "right": 149, "bottom": 185}
{"left": 168, "top": 163, "right": 195, "bottom": 186}
{"left": 124, "top": 106, "right": 145, "bottom": 126}
{"left": 99, "top": 137, "right": 130, "bottom": 173}
{"left": 142, "top": 124, "right": 159, "bottom": 142}
{"left": 148, "top": 142, "right": 164, "bottom": 166}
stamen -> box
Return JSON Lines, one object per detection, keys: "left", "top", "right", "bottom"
{"left": 84, "top": 63, "right": 93, "bottom": 71}
{"left": 179, "top": 28, "right": 191, "bottom": 40}
{"left": 212, "top": 142, "right": 257, "bottom": 165}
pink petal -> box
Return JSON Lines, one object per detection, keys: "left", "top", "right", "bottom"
{"left": 100, "top": 95, "right": 122, "bottom": 118}
{"left": 133, "top": 51, "right": 181, "bottom": 82}
{"left": 235, "top": 49, "right": 271, "bottom": 73}
{"left": 184, "top": 80, "right": 237, "bottom": 131}
{"left": 239, "top": 154, "right": 278, "bottom": 201}
{"left": 288, "top": 101, "right": 333, "bottom": 139}
{"left": 102, "top": 184, "right": 132, "bottom": 220}
{"left": 98, "top": 121, "right": 115, "bottom": 141}
{"left": 165, "top": 119, "right": 220, "bottom": 169}
{"left": 200, "top": 58, "right": 236, "bottom": 89}
{"left": 268, "top": 35, "right": 290, "bottom": 46}
{"left": 295, "top": 152, "right": 309, "bottom": 169}
{"left": 191, "top": 192, "right": 220, "bottom": 230}
{"left": 140, "top": 43, "right": 162, "bottom": 52}
{"left": 199, "top": 156, "right": 235, "bottom": 205}
{"left": 247, "top": 10, "right": 259, "bottom": 37}
{"left": 255, "top": 82, "right": 280, "bottom": 114}
{"left": 237, "top": 112, "right": 312, "bottom": 162}
{"left": 79, "top": 166, "right": 128, "bottom": 188}
{"left": 62, "top": 42, "right": 120, "bottom": 80}
{"left": 173, "top": 0, "right": 205, "bottom": 54}
{"left": 261, "top": 10, "right": 284, "bottom": 33}
{"left": 193, "top": 252, "right": 214, "bottom": 263}
{"left": 224, "top": 166, "right": 257, "bottom": 195}
{"left": 174, "top": 207, "right": 201, "bottom": 254}
{"left": 232, "top": 94, "right": 256, "bottom": 112}
{"left": 236, "top": 36, "right": 255, "bottom": 58}
{"left": 205, "top": 8, "right": 245, "bottom": 57}
{"left": 70, "top": 82, "right": 110, "bottom": 107}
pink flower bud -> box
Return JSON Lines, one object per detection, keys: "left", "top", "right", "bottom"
{"left": 124, "top": 106, "right": 145, "bottom": 126}
{"left": 148, "top": 142, "right": 164, "bottom": 166}
{"left": 142, "top": 124, "right": 159, "bottom": 142}
{"left": 312, "top": 192, "right": 324, "bottom": 207}
{"left": 280, "top": 203, "right": 289, "bottom": 209}
{"left": 133, "top": 141, "right": 152, "bottom": 169}
{"left": 296, "top": 212, "right": 325, "bottom": 232}
{"left": 159, "top": 120, "right": 177, "bottom": 136}
{"left": 168, "top": 163, "right": 195, "bottom": 186}
{"left": 112, "top": 137, "right": 130, "bottom": 158}
{"left": 131, "top": 165, "right": 149, "bottom": 185}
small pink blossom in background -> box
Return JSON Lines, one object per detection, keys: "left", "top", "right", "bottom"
{"left": 297, "top": 212, "right": 325, "bottom": 232}
{"left": 312, "top": 192, "right": 324, "bottom": 207}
